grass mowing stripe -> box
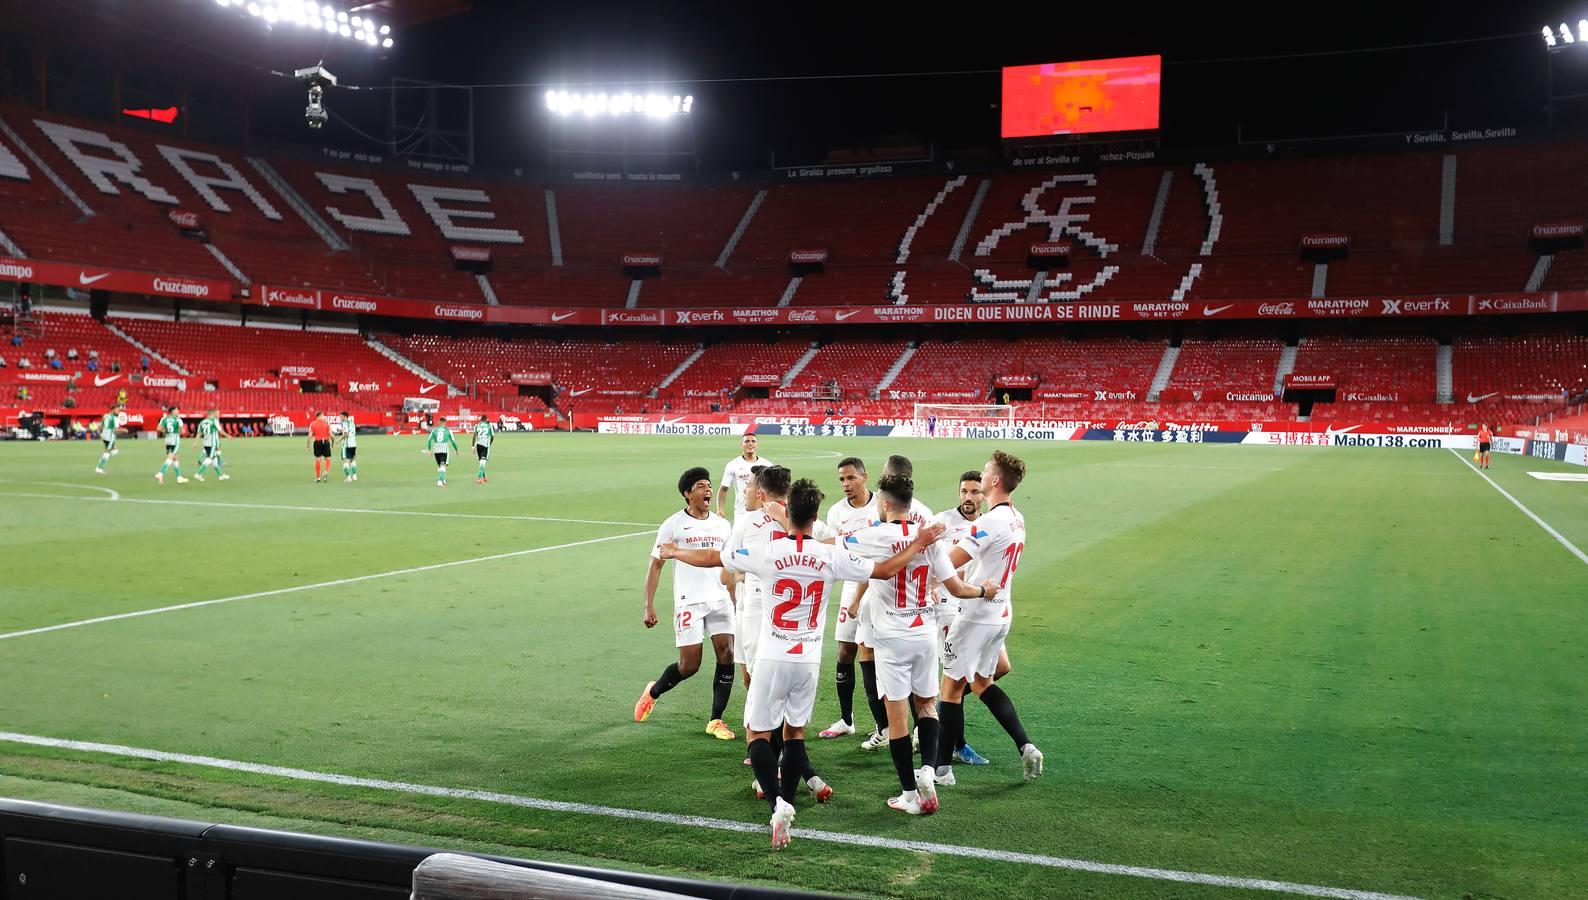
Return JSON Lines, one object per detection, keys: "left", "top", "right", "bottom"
{"left": 0, "top": 489, "right": 655, "bottom": 528}
{"left": 0, "top": 530, "right": 653, "bottom": 642}
{"left": 0, "top": 730, "right": 1421, "bottom": 900}
{"left": 1447, "top": 450, "right": 1588, "bottom": 565}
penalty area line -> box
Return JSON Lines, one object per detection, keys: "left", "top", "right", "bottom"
{"left": 0, "top": 530, "right": 653, "bottom": 642}
{"left": 0, "top": 731, "right": 1421, "bottom": 900}
{"left": 1447, "top": 450, "right": 1588, "bottom": 566}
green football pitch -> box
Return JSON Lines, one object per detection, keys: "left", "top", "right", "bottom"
{"left": 0, "top": 433, "right": 1584, "bottom": 898}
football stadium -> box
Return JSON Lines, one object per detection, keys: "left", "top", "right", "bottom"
{"left": 0, "top": 3, "right": 1585, "bottom": 898}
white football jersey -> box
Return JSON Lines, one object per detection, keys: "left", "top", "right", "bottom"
{"left": 846, "top": 520, "right": 956, "bottom": 641}
{"left": 724, "top": 533, "right": 872, "bottom": 664}
{"left": 721, "top": 454, "right": 773, "bottom": 519}
{"left": 652, "top": 508, "right": 732, "bottom": 610}
{"left": 957, "top": 503, "right": 1026, "bottom": 624}
{"left": 826, "top": 491, "right": 879, "bottom": 609}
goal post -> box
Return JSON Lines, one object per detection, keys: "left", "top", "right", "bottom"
{"left": 912, "top": 403, "right": 1014, "bottom": 436}
{"left": 912, "top": 403, "right": 1015, "bottom": 423}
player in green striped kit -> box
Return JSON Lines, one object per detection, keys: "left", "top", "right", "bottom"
{"left": 95, "top": 403, "right": 124, "bottom": 475}
{"left": 155, "top": 405, "right": 188, "bottom": 485}
{"left": 472, "top": 417, "right": 494, "bottom": 484}
{"left": 338, "top": 411, "right": 359, "bottom": 482}
{"left": 193, "top": 408, "right": 229, "bottom": 482}
{"left": 425, "top": 417, "right": 460, "bottom": 487}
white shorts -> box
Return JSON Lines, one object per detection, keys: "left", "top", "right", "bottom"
{"left": 834, "top": 583, "right": 861, "bottom": 643}
{"left": 736, "top": 584, "right": 764, "bottom": 673}
{"left": 674, "top": 602, "right": 735, "bottom": 649}
{"left": 856, "top": 604, "right": 874, "bottom": 647}
{"left": 942, "top": 619, "right": 1009, "bottom": 682}
{"left": 872, "top": 635, "right": 939, "bottom": 701}
{"left": 743, "top": 659, "right": 819, "bottom": 733}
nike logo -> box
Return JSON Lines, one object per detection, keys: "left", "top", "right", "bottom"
{"left": 419, "top": 384, "right": 441, "bottom": 395}
{"left": 1324, "top": 425, "right": 1362, "bottom": 437}
{"left": 551, "top": 312, "right": 576, "bottom": 322}
{"left": 1201, "top": 304, "right": 1233, "bottom": 316}
{"left": 79, "top": 273, "right": 110, "bottom": 285}
{"left": 1466, "top": 391, "right": 1499, "bottom": 403}
{"left": 834, "top": 310, "right": 862, "bottom": 321}
{"left": 93, "top": 374, "right": 120, "bottom": 387}
{"left": 570, "top": 388, "right": 593, "bottom": 397}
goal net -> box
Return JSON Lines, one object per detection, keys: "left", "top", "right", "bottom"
{"left": 912, "top": 403, "right": 1014, "bottom": 436}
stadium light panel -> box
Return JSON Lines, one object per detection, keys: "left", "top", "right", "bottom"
{"left": 1544, "top": 26, "right": 1556, "bottom": 46}
{"left": 1563, "top": 23, "right": 1575, "bottom": 42}
{"left": 1579, "top": 19, "right": 1588, "bottom": 40}
{"left": 544, "top": 88, "right": 694, "bottom": 118}
{"left": 213, "top": 0, "right": 390, "bottom": 47}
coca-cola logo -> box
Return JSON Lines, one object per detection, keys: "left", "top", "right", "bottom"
{"left": 434, "top": 304, "right": 485, "bottom": 320}
{"left": 1257, "top": 302, "right": 1294, "bottom": 316}
{"left": 1113, "top": 421, "right": 1159, "bottom": 430}
{"left": 265, "top": 287, "right": 319, "bottom": 308}
{"left": 787, "top": 310, "right": 816, "bottom": 322}
{"left": 330, "top": 295, "right": 378, "bottom": 313}
{"left": 168, "top": 209, "right": 201, "bottom": 229}
{"left": 152, "top": 277, "right": 213, "bottom": 298}
{"left": 1475, "top": 296, "right": 1550, "bottom": 313}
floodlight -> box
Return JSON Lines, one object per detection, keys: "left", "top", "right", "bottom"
{"left": 1563, "top": 23, "right": 1576, "bottom": 42}
{"left": 382, "top": 37, "right": 393, "bottom": 47}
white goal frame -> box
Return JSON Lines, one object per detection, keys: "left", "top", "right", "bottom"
{"left": 912, "top": 404, "right": 1014, "bottom": 436}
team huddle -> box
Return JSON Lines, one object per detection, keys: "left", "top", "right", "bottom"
{"left": 635, "top": 434, "right": 1041, "bottom": 850}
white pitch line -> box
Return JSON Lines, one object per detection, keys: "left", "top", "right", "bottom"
{"left": 0, "top": 489, "right": 654, "bottom": 528}
{"left": 1447, "top": 450, "right": 1588, "bottom": 566}
{"left": 0, "top": 530, "right": 652, "bottom": 642}
{"left": 0, "top": 730, "right": 1420, "bottom": 900}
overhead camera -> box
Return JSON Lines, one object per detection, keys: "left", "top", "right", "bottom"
{"left": 294, "top": 65, "right": 337, "bottom": 130}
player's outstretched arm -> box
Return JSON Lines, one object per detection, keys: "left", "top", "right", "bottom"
{"left": 941, "top": 573, "right": 1001, "bottom": 600}
{"left": 642, "top": 557, "right": 664, "bottom": 628}
{"left": 658, "top": 543, "right": 724, "bottom": 569}
{"left": 867, "top": 522, "right": 946, "bottom": 580}
{"left": 848, "top": 581, "right": 868, "bottom": 618}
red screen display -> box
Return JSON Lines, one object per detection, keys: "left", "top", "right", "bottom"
{"left": 1001, "top": 55, "right": 1161, "bottom": 139}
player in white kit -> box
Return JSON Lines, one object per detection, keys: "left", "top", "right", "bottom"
{"left": 634, "top": 467, "right": 738, "bottom": 742}
{"left": 844, "top": 455, "right": 935, "bottom": 752}
{"left": 935, "top": 451, "right": 1044, "bottom": 784}
{"left": 724, "top": 464, "right": 833, "bottom": 802}
{"left": 847, "top": 473, "right": 997, "bottom": 815}
{"left": 717, "top": 433, "right": 772, "bottom": 523}
{"left": 818, "top": 456, "right": 876, "bottom": 740}
{"left": 660, "top": 478, "right": 945, "bottom": 850}
{"left": 932, "top": 471, "right": 1009, "bottom": 767}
